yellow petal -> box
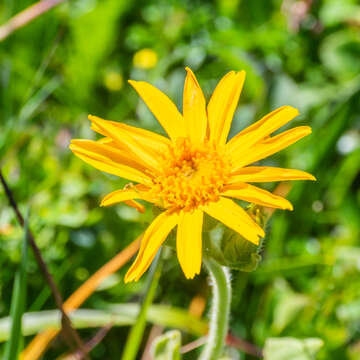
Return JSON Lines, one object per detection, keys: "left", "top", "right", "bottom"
{"left": 69, "top": 142, "right": 152, "bottom": 185}
{"left": 176, "top": 209, "right": 203, "bottom": 279}
{"left": 227, "top": 106, "right": 299, "bottom": 153}
{"left": 128, "top": 80, "right": 186, "bottom": 140}
{"left": 90, "top": 116, "right": 161, "bottom": 173}
{"left": 204, "top": 197, "right": 264, "bottom": 245}
{"left": 208, "top": 70, "right": 246, "bottom": 145}
{"left": 100, "top": 186, "right": 151, "bottom": 207}
{"left": 89, "top": 115, "right": 170, "bottom": 154}
{"left": 229, "top": 166, "right": 316, "bottom": 183}
{"left": 71, "top": 139, "right": 147, "bottom": 173}
{"left": 222, "top": 183, "right": 293, "bottom": 210}
{"left": 183, "top": 67, "right": 207, "bottom": 144}
{"left": 124, "top": 200, "right": 145, "bottom": 213}
{"left": 96, "top": 137, "right": 114, "bottom": 145}
{"left": 125, "top": 211, "right": 179, "bottom": 282}
{"left": 232, "top": 126, "right": 312, "bottom": 170}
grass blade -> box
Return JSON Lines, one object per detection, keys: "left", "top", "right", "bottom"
{"left": 3, "top": 213, "right": 29, "bottom": 360}
{"left": 0, "top": 305, "right": 208, "bottom": 342}
{"left": 121, "top": 249, "right": 163, "bottom": 360}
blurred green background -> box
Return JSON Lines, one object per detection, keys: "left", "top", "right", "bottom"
{"left": 0, "top": 0, "right": 360, "bottom": 359}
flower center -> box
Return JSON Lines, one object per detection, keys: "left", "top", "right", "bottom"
{"left": 150, "top": 138, "right": 231, "bottom": 211}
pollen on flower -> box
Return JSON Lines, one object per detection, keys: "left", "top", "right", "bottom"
{"left": 149, "top": 138, "right": 231, "bottom": 211}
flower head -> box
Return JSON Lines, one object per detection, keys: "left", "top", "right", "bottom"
{"left": 70, "top": 68, "right": 315, "bottom": 282}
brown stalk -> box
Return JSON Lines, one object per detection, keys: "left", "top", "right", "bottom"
{"left": 226, "top": 333, "right": 263, "bottom": 358}
{"left": 60, "top": 324, "right": 113, "bottom": 360}
{"left": 0, "top": 0, "right": 66, "bottom": 41}
{"left": 179, "top": 334, "right": 263, "bottom": 358}
{"left": 140, "top": 325, "right": 164, "bottom": 360}
{"left": 180, "top": 336, "right": 208, "bottom": 354}
{"left": 0, "top": 169, "right": 89, "bottom": 359}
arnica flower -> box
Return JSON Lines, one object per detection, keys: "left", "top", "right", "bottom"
{"left": 70, "top": 68, "right": 315, "bottom": 282}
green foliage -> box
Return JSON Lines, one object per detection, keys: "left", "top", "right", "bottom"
{"left": 263, "top": 337, "right": 324, "bottom": 360}
{"left": 122, "top": 251, "right": 163, "bottom": 360}
{"left": 0, "top": 0, "right": 359, "bottom": 359}
{"left": 0, "top": 305, "right": 207, "bottom": 342}
{"left": 151, "top": 330, "right": 181, "bottom": 360}
{"left": 3, "top": 216, "right": 28, "bottom": 360}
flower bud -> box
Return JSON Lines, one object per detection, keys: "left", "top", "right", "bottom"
{"left": 204, "top": 205, "right": 266, "bottom": 272}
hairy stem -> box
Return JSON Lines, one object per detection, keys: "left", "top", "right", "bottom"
{"left": 200, "top": 258, "right": 231, "bottom": 360}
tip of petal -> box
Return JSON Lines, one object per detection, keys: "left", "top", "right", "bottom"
{"left": 88, "top": 115, "right": 101, "bottom": 125}
{"left": 124, "top": 270, "right": 137, "bottom": 283}
{"left": 235, "top": 70, "right": 246, "bottom": 78}
{"left": 125, "top": 200, "right": 146, "bottom": 213}
{"left": 183, "top": 271, "right": 199, "bottom": 280}
{"left": 285, "top": 105, "right": 299, "bottom": 112}
{"left": 258, "top": 228, "right": 265, "bottom": 238}
{"left": 136, "top": 205, "right": 146, "bottom": 213}
{"left": 281, "top": 199, "right": 294, "bottom": 211}
{"left": 69, "top": 139, "right": 86, "bottom": 150}
{"left": 184, "top": 67, "right": 200, "bottom": 87}
{"left": 253, "top": 236, "right": 260, "bottom": 246}
{"left": 299, "top": 125, "right": 312, "bottom": 134}
{"left": 88, "top": 114, "right": 105, "bottom": 123}
{"left": 278, "top": 105, "right": 300, "bottom": 119}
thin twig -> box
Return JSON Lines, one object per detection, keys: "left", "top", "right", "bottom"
{"left": 61, "top": 324, "right": 113, "bottom": 360}
{"left": 226, "top": 333, "right": 263, "bottom": 358}
{"left": 0, "top": 0, "right": 66, "bottom": 41}
{"left": 180, "top": 336, "right": 207, "bottom": 354}
{"left": 22, "top": 236, "right": 141, "bottom": 360}
{"left": 140, "top": 325, "right": 164, "bottom": 360}
{"left": 0, "top": 169, "right": 89, "bottom": 359}
{"left": 180, "top": 334, "right": 263, "bottom": 358}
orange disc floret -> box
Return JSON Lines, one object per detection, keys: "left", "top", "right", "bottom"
{"left": 148, "top": 138, "right": 231, "bottom": 211}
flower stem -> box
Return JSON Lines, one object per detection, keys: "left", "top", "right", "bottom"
{"left": 200, "top": 258, "right": 231, "bottom": 360}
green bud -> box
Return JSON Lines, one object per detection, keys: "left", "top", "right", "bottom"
{"left": 204, "top": 205, "right": 266, "bottom": 272}
{"left": 159, "top": 204, "right": 267, "bottom": 272}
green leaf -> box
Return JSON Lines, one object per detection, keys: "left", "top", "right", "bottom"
{"left": 263, "top": 337, "right": 324, "bottom": 360}
{"left": 320, "top": 0, "right": 360, "bottom": 26}
{"left": 151, "top": 330, "right": 181, "bottom": 360}
{"left": 64, "top": 0, "right": 131, "bottom": 105}
{"left": 3, "top": 215, "right": 29, "bottom": 360}
{"left": 0, "top": 305, "right": 207, "bottom": 342}
{"left": 271, "top": 280, "right": 309, "bottom": 334}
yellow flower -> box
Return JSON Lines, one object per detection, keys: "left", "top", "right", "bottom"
{"left": 70, "top": 68, "right": 315, "bottom": 282}
{"left": 104, "top": 71, "right": 123, "bottom": 91}
{"left": 133, "top": 48, "right": 158, "bottom": 69}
